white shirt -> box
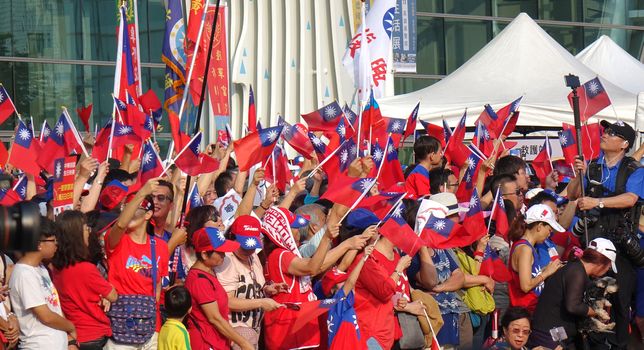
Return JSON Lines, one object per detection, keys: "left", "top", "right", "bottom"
{"left": 9, "top": 263, "right": 67, "bottom": 350}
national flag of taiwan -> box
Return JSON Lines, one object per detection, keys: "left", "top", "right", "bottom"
{"left": 265, "top": 145, "right": 293, "bottom": 193}
{"left": 327, "top": 289, "right": 361, "bottom": 349}
{"left": 281, "top": 120, "right": 314, "bottom": 159}
{"left": 479, "top": 245, "right": 512, "bottom": 282}
{"left": 462, "top": 189, "right": 486, "bottom": 242}
{"left": 502, "top": 111, "right": 520, "bottom": 137}
{"left": 477, "top": 104, "right": 499, "bottom": 136}
{"left": 562, "top": 122, "right": 601, "bottom": 161}
{"left": 559, "top": 128, "right": 577, "bottom": 165}
{"left": 39, "top": 120, "right": 66, "bottom": 173}
{"left": 174, "top": 132, "right": 219, "bottom": 176}
{"left": 567, "top": 77, "right": 611, "bottom": 123}
{"left": 491, "top": 189, "right": 509, "bottom": 239}
{"left": 291, "top": 298, "right": 341, "bottom": 333}
{"left": 376, "top": 137, "right": 404, "bottom": 190}
{"left": 420, "top": 120, "right": 446, "bottom": 147}
{"left": 455, "top": 154, "right": 482, "bottom": 202}
{"left": 248, "top": 85, "right": 257, "bottom": 133}
{"left": 343, "top": 104, "right": 357, "bottom": 126}
{"left": 403, "top": 102, "right": 420, "bottom": 143}
{"left": 360, "top": 91, "right": 384, "bottom": 137}
{"left": 321, "top": 176, "right": 375, "bottom": 207}
{"left": 379, "top": 202, "right": 425, "bottom": 256}
{"left": 421, "top": 215, "right": 469, "bottom": 249}
{"left": 111, "top": 122, "right": 141, "bottom": 148}
{"left": 140, "top": 89, "right": 163, "bottom": 125}
{"left": 186, "top": 183, "right": 204, "bottom": 214}
{"left": 308, "top": 132, "right": 328, "bottom": 161}
{"left": 139, "top": 141, "right": 163, "bottom": 184}
{"left": 8, "top": 121, "right": 40, "bottom": 175}
{"left": 357, "top": 191, "right": 405, "bottom": 220}
{"left": 323, "top": 139, "right": 358, "bottom": 180}
{"left": 114, "top": 5, "right": 138, "bottom": 102}
{"left": 0, "top": 85, "right": 17, "bottom": 125}
{"left": 493, "top": 97, "right": 522, "bottom": 136}
{"left": 384, "top": 117, "right": 406, "bottom": 135}
{"left": 472, "top": 121, "right": 494, "bottom": 157}
{"left": 332, "top": 114, "right": 355, "bottom": 148}
{"left": 532, "top": 138, "right": 553, "bottom": 187}
{"left": 76, "top": 104, "right": 92, "bottom": 132}
{"left": 12, "top": 175, "right": 27, "bottom": 200}
{"left": 233, "top": 126, "right": 283, "bottom": 171}
{"left": 442, "top": 118, "right": 452, "bottom": 143}
{"left": 40, "top": 120, "right": 52, "bottom": 143}
{"left": 302, "top": 101, "right": 343, "bottom": 132}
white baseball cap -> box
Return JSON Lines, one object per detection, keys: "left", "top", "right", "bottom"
{"left": 588, "top": 238, "right": 618, "bottom": 273}
{"left": 429, "top": 192, "right": 469, "bottom": 217}
{"left": 524, "top": 204, "right": 565, "bottom": 232}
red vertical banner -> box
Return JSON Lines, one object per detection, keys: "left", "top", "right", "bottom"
{"left": 207, "top": 6, "right": 230, "bottom": 116}
{"left": 52, "top": 156, "right": 77, "bottom": 216}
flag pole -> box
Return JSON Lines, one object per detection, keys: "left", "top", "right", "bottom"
{"left": 40, "top": 120, "right": 48, "bottom": 142}
{"left": 486, "top": 187, "right": 501, "bottom": 235}
{"left": 374, "top": 134, "right": 391, "bottom": 180}
{"left": 62, "top": 107, "right": 90, "bottom": 158}
{"left": 306, "top": 140, "right": 348, "bottom": 179}
{"left": 107, "top": 95, "right": 118, "bottom": 161}
{"left": 160, "top": 132, "right": 202, "bottom": 178}
{"left": 338, "top": 179, "right": 377, "bottom": 223}
{"left": 178, "top": 0, "right": 223, "bottom": 226}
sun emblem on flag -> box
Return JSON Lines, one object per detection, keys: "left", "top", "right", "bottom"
{"left": 372, "top": 148, "right": 383, "bottom": 162}
{"left": 359, "top": 179, "right": 373, "bottom": 191}
{"left": 337, "top": 124, "right": 346, "bottom": 137}
{"left": 19, "top": 186, "right": 26, "bottom": 198}
{"left": 324, "top": 105, "right": 337, "bottom": 119}
{"left": 55, "top": 122, "right": 65, "bottom": 136}
{"left": 42, "top": 127, "right": 50, "bottom": 138}
{"left": 266, "top": 130, "right": 278, "bottom": 142}
{"left": 119, "top": 125, "right": 132, "bottom": 134}
{"left": 312, "top": 136, "right": 323, "bottom": 146}
{"left": 327, "top": 315, "right": 335, "bottom": 333}
{"left": 244, "top": 238, "right": 257, "bottom": 248}
{"left": 433, "top": 220, "right": 446, "bottom": 231}
{"left": 391, "top": 121, "right": 402, "bottom": 131}
{"left": 469, "top": 195, "right": 479, "bottom": 209}
{"left": 216, "top": 230, "right": 226, "bottom": 242}
{"left": 559, "top": 133, "right": 568, "bottom": 146}
{"left": 18, "top": 128, "right": 30, "bottom": 140}
{"left": 465, "top": 174, "right": 472, "bottom": 182}
{"left": 142, "top": 151, "right": 153, "bottom": 165}
{"left": 349, "top": 145, "right": 358, "bottom": 157}
{"left": 587, "top": 80, "right": 599, "bottom": 94}
{"left": 340, "top": 149, "right": 348, "bottom": 164}
{"left": 322, "top": 299, "right": 336, "bottom": 305}
{"left": 117, "top": 99, "right": 126, "bottom": 109}
{"left": 466, "top": 157, "right": 476, "bottom": 169}
{"left": 392, "top": 205, "right": 404, "bottom": 218}
{"left": 146, "top": 118, "right": 154, "bottom": 130}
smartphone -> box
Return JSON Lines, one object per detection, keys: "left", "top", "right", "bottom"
{"left": 283, "top": 303, "right": 301, "bottom": 311}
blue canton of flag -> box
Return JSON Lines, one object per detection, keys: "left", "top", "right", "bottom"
{"left": 350, "top": 177, "right": 375, "bottom": 194}
{"left": 141, "top": 141, "right": 160, "bottom": 174}
{"left": 14, "top": 122, "right": 33, "bottom": 149}
{"left": 426, "top": 216, "right": 456, "bottom": 238}
{"left": 113, "top": 96, "right": 127, "bottom": 112}
{"left": 13, "top": 176, "right": 27, "bottom": 200}
{"left": 338, "top": 139, "right": 357, "bottom": 172}
{"left": 584, "top": 77, "right": 605, "bottom": 99}
{"left": 383, "top": 199, "right": 406, "bottom": 224}
{"left": 370, "top": 141, "right": 385, "bottom": 169}
{"left": 41, "top": 120, "right": 52, "bottom": 143}
{"left": 483, "top": 104, "right": 498, "bottom": 121}
{"left": 115, "top": 122, "right": 135, "bottom": 136}
{"left": 322, "top": 101, "right": 343, "bottom": 122}
{"left": 442, "top": 119, "right": 452, "bottom": 142}
{"left": 462, "top": 155, "right": 480, "bottom": 187}
{"left": 559, "top": 129, "right": 574, "bottom": 147}
{"left": 466, "top": 188, "right": 482, "bottom": 217}
{"left": 343, "top": 104, "right": 357, "bottom": 125}
{"left": 259, "top": 126, "right": 283, "bottom": 147}
{"left": 161, "top": 0, "right": 186, "bottom": 114}
{"left": 308, "top": 132, "right": 327, "bottom": 156}
{"left": 386, "top": 118, "right": 406, "bottom": 134}
{"left": 189, "top": 184, "right": 203, "bottom": 209}
{"left": 386, "top": 137, "right": 398, "bottom": 161}
{"left": 327, "top": 289, "right": 361, "bottom": 347}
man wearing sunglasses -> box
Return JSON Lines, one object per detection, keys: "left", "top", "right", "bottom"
{"left": 566, "top": 120, "right": 643, "bottom": 350}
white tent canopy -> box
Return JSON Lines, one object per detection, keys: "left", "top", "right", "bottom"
{"left": 576, "top": 35, "right": 644, "bottom": 95}
{"left": 379, "top": 13, "right": 638, "bottom": 128}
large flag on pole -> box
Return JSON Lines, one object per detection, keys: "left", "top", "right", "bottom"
{"left": 342, "top": 0, "right": 396, "bottom": 98}
{"left": 161, "top": 0, "right": 186, "bottom": 114}
{"left": 114, "top": 5, "right": 139, "bottom": 103}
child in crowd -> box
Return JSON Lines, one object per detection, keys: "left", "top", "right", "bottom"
{"left": 159, "top": 286, "right": 192, "bottom": 350}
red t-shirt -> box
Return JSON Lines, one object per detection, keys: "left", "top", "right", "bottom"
{"left": 52, "top": 262, "right": 113, "bottom": 343}
{"left": 349, "top": 250, "right": 402, "bottom": 350}
{"left": 264, "top": 248, "right": 319, "bottom": 350}
{"left": 184, "top": 268, "right": 230, "bottom": 350}
{"left": 105, "top": 232, "right": 169, "bottom": 331}
{"left": 405, "top": 165, "right": 430, "bottom": 199}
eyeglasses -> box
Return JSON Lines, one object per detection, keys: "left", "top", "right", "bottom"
{"left": 509, "top": 328, "right": 531, "bottom": 337}
{"left": 39, "top": 238, "right": 57, "bottom": 244}
{"left": 447, "top": 182, "right": 459, "bottom": 188}
{"left": 503, "top": 189, "right": 523, "bottom": 197}
{"left": 604, "top": 128, "right": 625, "bottom": 140}
{"left": 152, "top": 194, "right": 173, "bottom": 203}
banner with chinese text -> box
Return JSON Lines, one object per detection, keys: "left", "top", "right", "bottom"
{"left": 392, "top": 0, "right": 417, "bottom": 73}
{"left": 52, "top": 156, "right": 76, "bottom": 216}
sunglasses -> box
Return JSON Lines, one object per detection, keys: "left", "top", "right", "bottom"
{"left": 503, "top": 189, "right": 523, "bottom": 196}
{"left": 152, "top": 194, "right": 173, "bottom": 203}
{"left": 39, "top": 238, "right": 58, "bottom": 244}
{"left": 604, "top": 128, "right": 625, "bottom": 140}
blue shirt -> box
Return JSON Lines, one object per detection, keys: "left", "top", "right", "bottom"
{"left": 584, "top": 156, "right": 644, "bottom": 199}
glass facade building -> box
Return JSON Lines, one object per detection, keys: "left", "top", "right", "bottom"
{"left": 0, "top": 0, "right": 642, "bottom": 139}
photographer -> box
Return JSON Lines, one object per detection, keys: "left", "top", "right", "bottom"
{"left": 566, "top": 120, "right": 644, "bottom": 349}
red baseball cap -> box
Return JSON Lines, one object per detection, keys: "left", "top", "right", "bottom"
{"left": 99, "top": 180, "right": 128, "bottom": 210}
{"left": 320, "top": 267, "right": 348, "bottom": 296}
{"left": 192, "top": 227, "right": 240, "bottom": 253}
{"left": 230, "top": 215, "right": 263, "bottom": 250}
{"left": 276, "top": 207, "right": 310, "bottom": 229}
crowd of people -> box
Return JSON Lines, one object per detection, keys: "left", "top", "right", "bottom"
{"left": 0, "top": 116, "right": 642, "bottom": 350}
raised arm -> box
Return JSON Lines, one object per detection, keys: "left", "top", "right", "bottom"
{"left": 107, "top": 178, "right": 160, "bottom": 250}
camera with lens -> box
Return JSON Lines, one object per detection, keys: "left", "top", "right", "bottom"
{"left": 612, "top": 223, "right": 644, "bottom": 268}
{"left": 571, "top": 209, "right": 600, "bottom": 238}
{"left": 0, "top": 173, "right": 41, "bottom": 252}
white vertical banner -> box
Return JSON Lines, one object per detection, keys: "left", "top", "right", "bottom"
{"left": 342, "top": 0, "right": 396, "bottom": 99}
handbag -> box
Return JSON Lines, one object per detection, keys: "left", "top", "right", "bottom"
{"left": 107, "top": 237, "right": 157, "bottom": 345}
{"left": 454, "top": 249, "right": 496, "bottom": 315}
{"left": 396, "top": 312, "right": 426, "bottom": 349}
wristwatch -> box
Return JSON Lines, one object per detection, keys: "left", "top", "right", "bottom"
{"left": 598, "top": 199, "right": 605, "bottom": 209}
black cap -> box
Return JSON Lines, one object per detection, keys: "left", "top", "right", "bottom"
{"left": 600, "top": 120, "right": 636, "bottom": 150}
